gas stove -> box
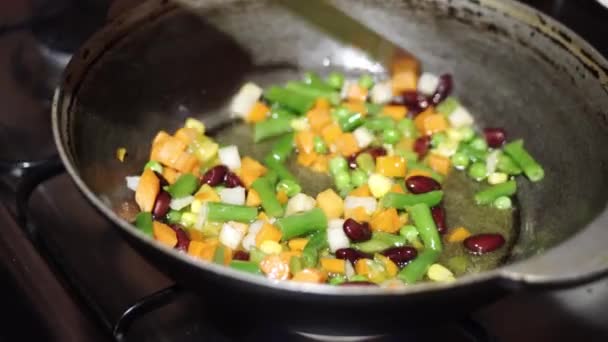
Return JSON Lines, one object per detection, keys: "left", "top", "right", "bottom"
{"left": 1, "top": 1, "right": 608, "bottom": 341}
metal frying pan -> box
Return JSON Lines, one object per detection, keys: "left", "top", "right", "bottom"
{"left": 52, "top": 0, "right": 608, "bottom": 336}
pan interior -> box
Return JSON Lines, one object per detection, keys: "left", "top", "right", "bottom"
{"left": 66, "top": 0, "right": 608, "bottom": 274}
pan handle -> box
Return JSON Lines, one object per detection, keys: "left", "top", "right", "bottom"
{"left": 499, "top": 208, "right": 608, "bottom": 290}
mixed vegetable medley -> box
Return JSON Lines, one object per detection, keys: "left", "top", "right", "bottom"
{"left": 126, "top": 56, "right": 544, "bottom": 287}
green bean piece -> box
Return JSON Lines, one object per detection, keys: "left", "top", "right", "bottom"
{"left": 408, "top": 203, "right": 442, "bottom": 252}
{"left": 382, "top": 127, "right": 402, "bottom": 144}
{"left": 329, "top": 156, "right": 348, "bottom": 175}
{"left": 166, "top": 210, "right": 182, "bottom": 224}
{"left": 497, "top": 154, "right": 523, "bottom": 175}
{"left": 451, "top": 152, "right": 470, "bottom": 170}
{"left": 365, "top": 102, "right": 383, "bottom": 115}
{"left": 285, "top": 81, "right": 341, "bottom": 105}
{"left": 493, "top": 196, "right": 513, "bottom": 210}
{"left": 276, "top": 179, "right": 302, "bottom": 197}
{"left": 144, "top": 160, "right": 163, "bottom": 174}
{"left": 135, "top": 212, "right": 153, "bottom": 237}
{"left": 230, "top": 260, "right": 262, "bottom": 274}
{"left": 468, "top": 162, "right": 488, "bottom": 181}
{"left": 353, "top": 232, "right": 407, "bottom": 253}
{"left": 313, "top": 136, "right": 328, "bottom": 154}
{"left": 399, "top": 225, "right": 419, "bottom": 243}
{"left": 213, "top": 245, "right": 225, "bottom": 265}
{"left": 270, "top": 106, "right": 297, "bottom": 120}
{"left": 364, "top": 116, "right": 395, "bottom": 132}
{"left": 302, "top": 230, "right": 329, "bottom": 268}
{"left": 398, "top": 250, "right": 440, "bottom": 284}
{"left": 355, "top": 153, "right": 375, "bottom": 174}
{"left": 303, "top": 72, "right": 335, "bottom": 92}
{"left": 339, "top": 112, "right": 365, "bottom": 132}
{"left": 254, "top": 118, "right": 293, "bottom": 142}
{"left": 348, "top": 275, "right": 369, "bottom": 282}
{"left": 326, "top": 71, "right": 345, "bottom": 89}
{"left": 267, "top": 133, "right": 295, "bottom": 162}
{"left": 431, "top": 132, "right": 447, "bottom": 147}
{"left": 382, "top": 191, "right": 444, "bottom": 209}
{"left": 289, "top": 256, "right": 303, "bottom": 275}
{"left": 447, "top": 255, "right": 469, "bottom": 275}
{"left": 435, "top": 96, "right": 460, "bottom": 116}
{"left": 397, "top": 118, "right": 418, "bottom": 139}
{"left": 207, "top": 202, "right": 258, "bottom": 223}
{"left": 358, "top": 74, "right": 374, "bottom": 89}
{"left": 334, "top": 170, "right": 352, "bottom": 192}
{"left": 351, "top": 169, "right": 368, "bottom": 187}
{"left": 469, "top": 137, "right": 488, "bottom": 151}
{"left": 407, "top": 161, "right": 444, "bottom": 182}
{"left": 332, "top": 107, "right": 352, "bottom": 121}
{"left": 474, "top": 180, "right": 517, "bottom": 205}
{"left": 264, "top": 86, "right": 316, "bottom": 114}
{"left": 329, "top": 274, "right": 347, "bottom": 285}
{"left": 264, "top": 156, "right": 297, "bottom": 183}
{"left": 459, "top": 127, "right": 475, "bottom": 142}
{"left": 276, "top": 208, "right": 328, "bottom": 240}
{"left": 459, "top": 144, "right": 488, "bottom": 163}
{"left": 264, "top": 170, "right": 279, "bottom": 187}
{"left": 167, "top": 174, "right": 198, "bottom": 198}
{"left": 251, "top": 177, "right": 284, "bottom": 218}
{"left": 503, "top": 139, "right": 544, "bottom": 182}
{"left": 249, "top": 247, "right": 267, "bottom": 265}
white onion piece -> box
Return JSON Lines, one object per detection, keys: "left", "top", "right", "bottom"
{"left": 353, "top": 127, "right": 374, "bottom": 149}
{"left": 486, "top": 150, "right": 501, "bottom": 175}
{"left": 344, "top": 196, "right": 377, "bottom": 214}
{"left": 327, "top": 219, "right": 349, "bottom": 253}
{"left": 219, "top": 222, "right": 245, "bottom": 250}
{"left": 370, "top": 81, "right": 392, "bottom": 104}
{"left": 218, "top": 145, "right": 241, "bottom": 170}
{"left": 219, "top": 186, "right": 246, "bottom": 205}
{"left": 417, "top": 72, "right": 440, "bottom": 96}
{"left": 285, "top": 193, "right": 316, "bottom": 216}
{"left": 125, "top": 176, "right": 140, "bottom": 191}
{"left": 230, "top": 82, "right": 262, "bottom": 118}
{"left": 242, "top": 220, "right": 264, "bottom": 251}
{"left": 448, "top": 106, "right": 474, "bottom": 128}
{"left": 169, "top": 196, "right": 194, "bottom": 210}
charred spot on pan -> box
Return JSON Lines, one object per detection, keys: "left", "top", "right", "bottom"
{"left": 556, "top": 29, "right": 572, "bottom": 44}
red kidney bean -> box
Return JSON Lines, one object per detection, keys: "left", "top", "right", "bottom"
{"left": 170, "top": 224, "right": 190, "bottom": 251}
{"left": 152, "top": 191, "right": 171, "bottom": 219}
{"left": 224, "top": 172, "right": 244, "bottom": 188}
{"left": 335, "top": 248, "right": 371, "bottom": 264}
{"left": 233, "top": 250, "right": 250, "bottom": 261}
{"left": 405, "top": 175, "right": 441, "bottom": 194}
{"left": 343, "top": 219, "right": 372, "bottom": 242}
{"left": 431, "top": 206, "right": 448, "bottom": 235}
{"left": 390, "top": 91, "right": 419, "bottom": 106}
{"left": 483, "top": 128, "right": 507, "bottom": 148}
{"left": 201, "top": 165, "right": 228, "bottom": 186}
{"left": 463, "top": 233, "right": 505, "bottom": 255}
{"left": 431, "top": 74, "right": 453, "bottom": 105}
{"left": 381, "top": 246, "right": 418, "bottom": 267}
{"left": 366, "top": 147, "right": 387, "bottom": 160}
{"left": 340, "top": 281, "right": 377, "bottom": 287}
{"left": 413, "top": 135, "right": 431, "bottom": 159}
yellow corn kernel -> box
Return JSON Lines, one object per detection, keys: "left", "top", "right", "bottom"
{"left": 376, "top": 156, "right": 407, "bottom": 178}
{"left": 259, "top": 240, "right": 283, "bottom": 255}
{"left": 288, "top": 238, "right": 309, "bottom": 251}
{"left": 368, "top": 173, "right": 393, "bottom": 198}
{"left": 427, "top": 264, "right": 455, "bottom": 282}
{"left": 255, "top": 223, "right": 282, "bottom": 247}
{"left": 374, "top": 254, "right": 398, "bottom": 277}
{"left": 447, "top": 226, "right": 472, "bottom": 243}
{"left": 316, "top": 189, "right": 344, "bottom": 219}
{"left": 185, "top": 118, "right": 206, "bottom": 134}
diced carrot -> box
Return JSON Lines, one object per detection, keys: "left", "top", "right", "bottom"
{"left": 195, "top": 184, "right": 220, "bottom": 202}
{"left": 321, "top": 123, "right": 342, "bottom": 145}
{"left": 391, "top": 72, "right": 417, "bottom": 93}
{"left": 288, "top": 238, "right": 309, "bottom": 252}
{"left": 349, "top": 184, "right": 371, "bottom": 197}
{"left": 276, "top": 190, "right": 289, "bottom": 205}
{"left": 198, "top": 238, "right": 219, "bottom": 261}
{"left": 370, "top": 208, "right": 400, "bottom": 233}
{"left": 346, "top": 84, "right": 368, "bottom": 102}
{"left": 376, "top": 156, "right": 407, "bottom": 178}
{"left": 222, "top": 246, "right": 233, "bottom": 266}
{"left": 391, "top": 55, "right": 420, "bottom": 76}
{"left": 150, "top": 137, "right": 187, "bottom": 168}
{"left": 390, "top": 183, "right": 405, "bottom": 194}
{"left": 153, "top": 221, "right": 177, "bottom": 247}
{"left": 414, "top": 107, "right": 435, "bottom": 134}
{"left": 406, "top": 169, "right": 433, "bottom": 179}
{"left": 152, "top": 130, "right": 171, "bottom": 146}
{"left": 314, "top": 98, "right": 331, "bottom": 111}
{"left": 307, "top": 108, "right": 332, "bottom": 133}
{"left": 173, "top": 152, "right": 198, "bottom": 173}
{"left": 311, "top": 155, "right": 328, "bottom": 173}
{"left": 355, "top": 259, "right": 371, "bottom": 276}
{"left": 382, "top": 105, "right": 407, "bottom": 121}
{"left": 135, "top": 168, "right": 160, "bottom": 212}
{"left": 174, "top": 127, "right": 199, "bottom": 145}
{"left": 335, "top": 133, "right": 360, "bottom": 156}
{"left": 187, "top": 228, "right": 205, "bottom": 242}
{"left": 279, "top": 251, "right": 302, "bottom": 264}
{"left": 447, "top": 227, "right": 472, "bottom": 243}
{"left": 343, "top": 100, "right": 367, "bottom": 116}
{"left": 187, "top": 240, "right": 205, "bottom": 257}
{"left": 292, "top": 268, "right": 327, "bottom": 283}
{"left": 240, "top": 157, "right": 267, "bottom": 187}
{"left": 375, "top": 254, "right": 398, "bottom": 277}
{"left": 246, "top": 101, "right": 270, "bottom": 123}
{"left": 246, "top": 189, "right": 261, "bottom": 207}
{"left": 422, "top": 114, "right": 449, "bottom": 135}
{"left": 320, "top": 258, "right": 346, "bottom": 274}
{"left": 162, "top": 167, "right": 180, "bottom": 184}
{"left": 427, "top": 154, "right": 451, "bottom": 175}
{"left": 297, "top": 151, "right": 317, "bottom": 167}
{"left": 295, "top": 131, "right": 316, "bottom": 154}
{"left": 316, "top": 189, "right": 344, "bottom": 219}
{"left": 256, "top": 223, "right": 283, "bottom": 247}
{"left": 260, "top": 255, "right": 290, "bottom": 280}
{"left": 344, "top": 206, "right": 371, "bottom": 223}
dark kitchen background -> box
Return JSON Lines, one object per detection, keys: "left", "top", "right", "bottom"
{"left": 0, "top": 0, "right": 607, "bottom": 341}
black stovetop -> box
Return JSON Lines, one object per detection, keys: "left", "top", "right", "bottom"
{"left": 1, "top": 1, "right": 608, "bottom": 341}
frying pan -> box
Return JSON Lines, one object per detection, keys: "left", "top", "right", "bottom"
{"left": 52, "top": 0, "right": 608, "bottom": 336}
